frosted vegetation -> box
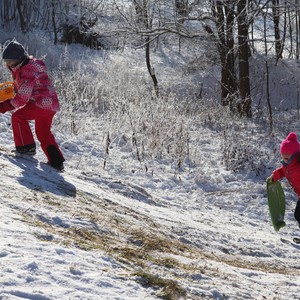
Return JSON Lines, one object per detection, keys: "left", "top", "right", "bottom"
{"left": 0, "top": 0, "right": 299, "bottom": 179}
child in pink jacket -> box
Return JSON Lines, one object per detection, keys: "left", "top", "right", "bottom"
{"left": 0, "top": 40, "right": 64, "bottom": 171}
{"left": 269, "top": 132, "right": 300, "bottom": 227}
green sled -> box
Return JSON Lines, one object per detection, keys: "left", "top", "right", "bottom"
{"left": 266, "top": 179, "right": 286, "bottom": 232}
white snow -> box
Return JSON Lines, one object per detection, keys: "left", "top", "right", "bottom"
{"left": 0, "top": 32, "right": 300, "bottom": 300}
{"left": 0, "top": 104, "right": 299, "bottom": 300}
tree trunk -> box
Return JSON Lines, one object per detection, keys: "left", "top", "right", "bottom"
{"left": 213, "top": 0, "right": 237, "bottom": 106}
{"left": 51, "top": 0, "right": 58, "bottom": 45}
{"left": 237, "top": 0, "right": 252, "bottom": 117}
{"left": 133, "top": 0, "right": 159, "bottom": 95}
{"left": 145, "top": 37, "right": 159, "bottom": 96}
{"left": 272, "top": 0, "right": 283, "bottom": 60}
{"left": 16, "top": 0, "right": 26, "bottom": 33}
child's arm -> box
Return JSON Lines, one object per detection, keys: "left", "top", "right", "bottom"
{"left": 272, "top": 167, "right": 285, "bottom": 181}
{"left": 10, "top": 77, "right": 34, "bottom": 108}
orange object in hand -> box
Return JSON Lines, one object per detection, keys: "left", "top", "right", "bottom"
{"left": 0, "top": 82, "right": 15, "bottom": 102}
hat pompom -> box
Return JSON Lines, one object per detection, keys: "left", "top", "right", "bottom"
{"left": 280, "top": 132, "right": 300, "bottom": 155}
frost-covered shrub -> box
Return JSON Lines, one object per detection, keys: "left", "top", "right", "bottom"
{"left": 51, "top": 48, "right": 106, "bottom": 135}
{"left": 52, "top": 53, "right": 190, "bottom": 170}
{"left": 108, "top": 93, "right": 189, "bottom": 167}
{"left": 221, "top": 122, "right": 273, "bottom": 176}
{"left": 100, "top": 59, "right": 190, "bottom": 168}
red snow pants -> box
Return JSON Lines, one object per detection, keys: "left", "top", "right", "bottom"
{"left": 11, "top": 102, "right": 64, "bottom": 162}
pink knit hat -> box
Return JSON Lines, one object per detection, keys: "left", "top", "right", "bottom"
{"left": 280, "top": 132, "right": 300, "bottom": 155}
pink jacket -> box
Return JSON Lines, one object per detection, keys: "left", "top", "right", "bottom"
{"left": 9, "top": 57, "right": 60, "bottom": 112}
{"left": 273, "top": 154, "right": 300, "bottom": 199}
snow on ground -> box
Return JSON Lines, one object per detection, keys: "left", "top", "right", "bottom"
{"left": 0, "top": 22, "right": 300, "bottom": 298}
{"left": 0, "top": 105, "right": 299, "bottom": 300}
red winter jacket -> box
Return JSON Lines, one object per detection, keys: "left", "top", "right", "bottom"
{"left": 9, "top": 57, "right": 60, "bottom": 112}
{"left": 272, "top": 153, "right": 300, "bottom": 199}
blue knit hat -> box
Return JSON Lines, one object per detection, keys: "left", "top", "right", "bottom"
{"left": 2, "top": 40, "right": 28, "bottom": 61}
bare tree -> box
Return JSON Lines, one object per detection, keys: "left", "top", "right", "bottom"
{"left": 209, "top": 0, "right": 237, "bottom": 107}
{"left": 272, "top": 0, "right": 283, "bottom": 60}
{"left": 237, "top": 0, "right": 251, "bottom": 117}
{"left": 3, "top": 0, "right": 294, "bottom": 120}
{"left": 16, "top": 0, "right": 26, "bottom": 32}
{"left": 0, "top": 0, "right": 90, "bottom": 43}
{"left": 132, "top": 0, "right": 159, "bottom": 96}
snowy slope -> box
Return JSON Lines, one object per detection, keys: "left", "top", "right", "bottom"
{"left": 1, "top": 17, "right": 300, "bottom": 299}
{"left": 0, "top": 119, "right": 300, "bottom": 300}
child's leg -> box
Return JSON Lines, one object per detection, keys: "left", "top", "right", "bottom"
{"left": 11, "top": 105, "right": 35, "bottom": 149}
{"left": 34, "top": 112, "right": 64, "bottom": 166}
{"left": 12, "top": 103, "right": 64, "bottom": 167}
{"left": 294, "top": 200, "right": 300, "bottom": 227}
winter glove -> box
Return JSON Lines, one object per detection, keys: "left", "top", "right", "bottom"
{"left": 0, "top": 100, "right": 15, "bottom": 114}
{"left": 266, "top": 176, "right": 273, "bottom": 184}
{"left": 0, "top": 82, "right": 15, "bottom": 102}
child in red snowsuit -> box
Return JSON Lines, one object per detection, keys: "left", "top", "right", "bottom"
{"left": 0, "top": 40, "right": 64, "bottom": 171}
{"left": 269, "top": 132, "right": 300, "bottom": 227}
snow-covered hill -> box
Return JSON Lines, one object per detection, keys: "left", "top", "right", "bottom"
{"left": 0, "top": 114, "right": 299, "bottom": 299}
{"left": 1, "top": 12, "right": 300, "bottom": 297}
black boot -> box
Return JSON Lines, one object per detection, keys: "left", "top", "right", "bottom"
{"left": 16, "top": 143, "right": 36, "bottom": 155}
{"left": 46, "top": 145, "right": 65, "bottom": 171}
